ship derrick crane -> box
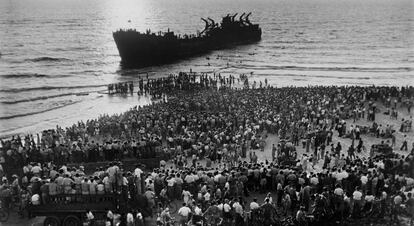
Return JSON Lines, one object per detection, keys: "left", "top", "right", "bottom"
{"left": 244, "top": 12, "right": 252, "bottom": 26}
{"left": 200, "top": 18, "right": 210, "bottom": 35}
{"left": 207, "top": 18, "right": 217, "bottom": 29}
{"left": 231, "top": 13, "right": 238, "bottom": 22}
{"left": 239, "top": 12, "right": 246, "bottom": 24}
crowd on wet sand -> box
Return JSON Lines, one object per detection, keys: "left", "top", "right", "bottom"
{"left": 0, "top": 72, "right": 414, "bottom": 226}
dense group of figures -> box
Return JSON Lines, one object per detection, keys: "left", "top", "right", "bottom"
{"left": 0, "top": 72, "right": 413, "bottom": 225}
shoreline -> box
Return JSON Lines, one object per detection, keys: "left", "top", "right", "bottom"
{"left": 1, "top": 72, "right": 413, "bottom": 140}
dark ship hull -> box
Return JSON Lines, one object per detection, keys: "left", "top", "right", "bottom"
{"left": 113, "top": 13, "right": 262, "bottom": 67}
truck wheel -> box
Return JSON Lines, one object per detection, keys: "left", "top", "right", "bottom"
{"left": 62, "top": 215, "right": 81, "bottom": 226}
{"left": 44, "top": 216, "right": 61, "bottom": 226}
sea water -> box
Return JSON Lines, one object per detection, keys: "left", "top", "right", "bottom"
{"left": 0, "top": 0, "right": 413, "bottom": 137}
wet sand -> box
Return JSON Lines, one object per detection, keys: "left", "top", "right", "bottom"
{"left": 0, "top": 92, "right": 153, "bottom": 139}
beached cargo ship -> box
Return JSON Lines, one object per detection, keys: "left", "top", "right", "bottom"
{"left": 113, "top": 13, "right": 261, "bottom": 67}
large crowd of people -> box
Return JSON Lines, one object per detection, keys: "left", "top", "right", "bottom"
{"left": 0, "top": 72, "right": 413, "bottom": 225}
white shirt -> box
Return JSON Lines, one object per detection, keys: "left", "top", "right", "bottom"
{"left": 167, "top": 178, "right": 175, "bottom": 187}
{"left": 107, "top": 166, "right": 118, "bottom": 177}
{"left": 223, "top": 203, "right": 231, "bottom": 212}
{"left": 185, "top": 175, "right": 194, "bottom": 183}
{"left": 178, "top": 206, "right": 192, "bottom": 217}
{"left": 97, "top": 184, "right": 105, "bottom": 192}
{"left": 134, "top": 168, "right": 143, "bottom": 178}
{"left": 375, "top": 161, "right": 385, "bottom": 169}
{"left": 250, "top": 202, "right": 259, "bottom": 210}
{"left": 126, "top": 213, "right": 134, "bottom": 223}
{"left": 225, "top": 182, "right": 230, "bottom": 190}
{"left": 353, "top": 190, "right": 363, "bottom": 201}
{"left": 194, "top": 206, "right": 202, "bottom": 215}
{"left": 310, "top": 177, "right": 319, "bottom": 185}
{"left": 204, "top": 192, "right": 211, "bottom": 201}
{"left": 31, "top": 194, "right": 40, "bottom": 205}
{"left": 232, "top": 202, "right": 243, "bottom": 215}
{"left": 31, "top": 166, "right": 42, "bottom": 174}
{"left": 87, "top": 211, "right": 94, "bottom": 220}
{"left": 365, "top": 195, "right": 375, "bottom": 202}
{"left": 107, "top": 210, "right": 114, "bottom": 220}
{"left": 334, "top": 188, "right": 344, "bottom": 196}
{"left": 360, "top": 175, "right": 368, "bottom": 185}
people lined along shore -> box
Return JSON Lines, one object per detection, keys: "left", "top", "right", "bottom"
{"left": 107, "top": 72, "right": 242, "bottom": 98}
{"left": 108, "top": 81, "right": 134, "bottom": 94}
{"left": 1, "top": 76, "right": 413, "bottom": 175}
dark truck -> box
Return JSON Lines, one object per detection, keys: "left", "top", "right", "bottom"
{"left": 27, "top": 194, "right": 127, "bottom": 226}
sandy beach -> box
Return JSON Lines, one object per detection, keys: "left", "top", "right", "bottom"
{"left": 2, "top": 80, "right": 413, "bottom": 226}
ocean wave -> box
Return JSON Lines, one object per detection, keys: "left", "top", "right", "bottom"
{"left": 0, "top": 100, "right": 82, "bottom": 120}
{"left": 0, "top": 84, "right": 106, "bottom": 93}
{"left": 1, "top": 92, "right": 89, "bottom": 104}
{"left": 0, "top": 73, "right": 51, "bottom": 78}
{"left": 233, "top": 65, "right": 413, "bottom": 73}
{"left": 26, "top": 57, "right": 70, "bottom": 62}
{"left": 256, "top": 73, "right": 372, "bottom": 80}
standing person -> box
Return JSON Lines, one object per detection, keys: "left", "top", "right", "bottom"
{"left": 134, "top": 165, "right": 143, "bottom": 195}
{"left": 222, "top": 199, "right": 232, "bottom": 224}
{"left": 177, "top": 203, "right": 192, "bottom": 226}
{"left": 232, "top": 198, "right": 244, "bottom": 225}
{"left": 391, "top": 133, "right": 396, "bottom": 148}
{"left": 144, "top": 188, "right": 155, "bottom": 209}
{"left": 182, "top": 189, "right": 192, "bottom": 205}
{"left": 305, "top": 137, "right": 310, "bottom": 153}
{"left": 347, "top": 145, "right": 355, "bottom": 160}
{"left": 175, "top": 174, "right": 183, "bottom": 200}
{"left": 352, "top": 187, "right": 363, "bottom": 218}
{"left": 323, "top": 154, "right": 331, "bottom": 169}
{"left": 400, "top": 135, "right": 408, "bottom": 151}
{"left": 335, "top": 142, "right": 342, "bottom": 156}
{"left": 272, "top": 144, "right": 277, "bottom": 162}
{"left": 319, "top": 143, "right": 326, "bottom": 161}
{"left": 357, "top": 139, "right": 364, "bottom": 153}
{"left": 166, "top": 175, "right": 175, "bottom": 200}
{"left": 327, "top": 130, "right": 333, "bottom": 145}
{"left": 282, "top": 191, "right": 292, "bottom": 216}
